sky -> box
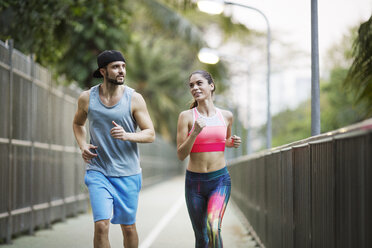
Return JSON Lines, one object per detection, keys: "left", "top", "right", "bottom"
{"left": 203, "top": 0, "right": 371, "bottom": 149}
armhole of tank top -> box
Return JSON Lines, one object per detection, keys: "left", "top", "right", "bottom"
{"left": 87, "top": 86, "right": 96, "bottom": 115}
{"left": 217, "top": 108, "right": 227, "bottom": 127}
{"left": 188, "top": 108, "right": 197, "bottom": 135}
{"left": 127, "top": 87, "right": 137, "bottom": 125}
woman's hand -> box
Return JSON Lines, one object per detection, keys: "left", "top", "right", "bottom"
{"left": 193, "top": 117, "right": 206, "bottom": 135}
{"left": 228, "top": 135, "right": 241, "bottom": 148}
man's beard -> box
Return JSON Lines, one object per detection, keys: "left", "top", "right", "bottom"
{"left": 106, "top": 72, "right": 124, "bottom": 85}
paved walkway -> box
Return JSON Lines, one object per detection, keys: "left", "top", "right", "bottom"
{"left": 2, "top": 176, "right": 257, "bottom": 247}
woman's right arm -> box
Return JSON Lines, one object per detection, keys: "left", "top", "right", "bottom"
{"left": 177, "top": 111, "right": 195, "bottom": 161}
{"left": 177, "top": 110, "right": 203, "bottom": 161}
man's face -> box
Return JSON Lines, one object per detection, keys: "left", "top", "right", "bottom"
{"left": 102, "top": 61, "right": 126, "bottom": 85}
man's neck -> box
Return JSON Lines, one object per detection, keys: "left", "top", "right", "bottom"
{"left": 101, "top": 82, "right": 123, "bottom": 97}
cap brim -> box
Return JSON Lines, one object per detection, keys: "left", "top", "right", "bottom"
{"left": 93, "top": 68, "right": 103, "bottom": 78}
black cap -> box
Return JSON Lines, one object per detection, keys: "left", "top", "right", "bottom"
{"left": 93, "top": 50, "right": 126, "bottom": 78}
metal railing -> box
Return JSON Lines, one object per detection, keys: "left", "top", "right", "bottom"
{"left": 228, "top": 118, "right": 372, "bottom": 248}
{"left": 0, "top": 40, "right": 183, "bottom": 243}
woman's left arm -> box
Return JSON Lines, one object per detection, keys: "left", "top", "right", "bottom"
{"left": 222, "top": 110, "right": 241, "bottom": 148}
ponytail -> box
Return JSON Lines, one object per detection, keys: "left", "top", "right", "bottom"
{"left": 190, "top": 100, "right": 198, "bottom": 109}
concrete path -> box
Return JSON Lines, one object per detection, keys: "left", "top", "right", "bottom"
{"left": 2, "top": 176, "right": 257, "bottom": 248}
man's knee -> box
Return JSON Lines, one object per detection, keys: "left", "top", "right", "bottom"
{"left": 95, "top": 220, "right": 110, "bottom": 236}
{"left": 121, "top": 223, "right": 137, "bottom": 236}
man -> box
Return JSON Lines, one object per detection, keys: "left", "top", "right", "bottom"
{"left": 73, "top": 50, "right": 155, "bottom": 248}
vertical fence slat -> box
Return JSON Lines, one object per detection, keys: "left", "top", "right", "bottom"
{"left": 29, "top": 54, "right": 35, "bottom": 235}
{"left": 266, "top": 152, "right": 282, "bottom": 248}
{"left": 293, "top": 145, "right": 311, "bottom": 248}
{"left": 311, "top": 140, "right": 335, "bottom": 248}
{"left": 7, "top": 39, "right": 14, "bottom": 244}
{"left": 281, "top": 148, "right": 294, "bottom": 248}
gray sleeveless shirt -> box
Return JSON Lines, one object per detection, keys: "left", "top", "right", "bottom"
{"left": 86, "top": 85, "right": 140, "bottom": 176}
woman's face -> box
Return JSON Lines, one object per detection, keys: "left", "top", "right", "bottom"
{"left": 189, "top": 73, "right": 214, "bottom": 101}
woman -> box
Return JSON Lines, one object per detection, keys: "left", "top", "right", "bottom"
{"left": 177, "top": 70, "right": 241, "bottom": 247}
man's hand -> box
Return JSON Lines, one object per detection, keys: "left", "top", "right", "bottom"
{"left": 110, "top": 121, "right": 128, "bottom": 141}
{"left": 81, "top": 144, "right": 98, "bottom": 163}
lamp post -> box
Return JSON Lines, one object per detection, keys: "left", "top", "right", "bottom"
{"left": 311, "top": 0, "right": 321, "bottom": 135}
{"left": 197, "top": 0, "right": 272, "bottom": 149}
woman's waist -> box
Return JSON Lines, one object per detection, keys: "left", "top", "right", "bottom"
{"left": 188, "top": 153, "right": 226, "bottom": 173}
{"left": 186, "top": 166, "right": 229, "bottom": 181}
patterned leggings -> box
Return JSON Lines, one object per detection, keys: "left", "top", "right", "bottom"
{"left": 185, "top": 167, "right": 231, "bottom": 248}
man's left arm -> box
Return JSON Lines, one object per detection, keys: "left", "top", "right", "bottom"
{"left": 111, "top": 92, "right": 155, "bottom": 143}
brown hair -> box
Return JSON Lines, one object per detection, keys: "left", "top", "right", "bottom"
{"left": 189, "top": 70, "right": 216, "bottom": 109}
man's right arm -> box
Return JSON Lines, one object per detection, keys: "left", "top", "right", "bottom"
{"left": 72, "top": 90, "right": 97, "bottom": 163}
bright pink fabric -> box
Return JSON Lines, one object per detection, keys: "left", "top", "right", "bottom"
{"left": 189, "top": 108, "right": 227, "bottom": 153}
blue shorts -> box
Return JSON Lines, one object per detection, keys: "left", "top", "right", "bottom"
{"left": 84, "top": 170, "right": 142, "bottom": 225}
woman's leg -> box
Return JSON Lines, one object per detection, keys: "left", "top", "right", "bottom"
{"left": 206, "top": 174, "right": 231, "bottom": 248}
{"left": 185, "top": 178, "right": 209, "bottom": 248}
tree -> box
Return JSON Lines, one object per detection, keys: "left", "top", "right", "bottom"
{"left": 266, "top": 103, "right": 311, "bottom": 148}
{"left": 321, "top": 67, "right": 366, "bottom": 132}
{"left": 58, "top": 0, "right": 132, "bottom": 88}
{"left": 344, "top": 15, "right": 372, "bottom": 116}
{"left": 0, "top": 0, "right": 132, "bottom": 88}
{"left": 0, "top": 0, "right": 72, "bottom": 63}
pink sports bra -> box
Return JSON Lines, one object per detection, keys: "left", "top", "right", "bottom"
{"left": 188, "top": 107, "right": 227, "bottom": 153}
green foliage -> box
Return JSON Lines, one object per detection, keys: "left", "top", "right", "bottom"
{"left": 270, "top": 103, "right": 311, "bottom": 147}
{"left": 321, "top": 67, "right": 367, "bottom": 132}
{"left": 138, "top": 0, "right": 205, "bottom": 49}
{"left": 344, "top": 15, "right": 372, "bottom": 116}
{"left": 0, "top": 0, "right": 72, "bottom": 63}
{"left": 0, "top": 0, "right": 132, "bottom": 88}
{"left": 57, "top": 0, "right": 132, "bottom": 88}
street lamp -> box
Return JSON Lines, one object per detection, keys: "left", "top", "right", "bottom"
{"left": 197, "top": 0, "right": 224, "bottom": 15}
{"left": 197, "top": 0, "right": 272, "bottom": 149}
{"left": 198, "top": 48, "right": 220, "bottom": 64}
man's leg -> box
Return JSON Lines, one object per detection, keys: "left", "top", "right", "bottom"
{"left": 120, "top": 223, "right": 138, "bottom": 248}
{"left": 94, "top": 219, "right": 111, "bottom": 248}
{"left": 85, "top": 171, "right": 114, "bottom": 248}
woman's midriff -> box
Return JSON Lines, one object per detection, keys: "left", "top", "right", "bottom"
{"left": 187, "top": 151, "right": 226, "bottom": 173}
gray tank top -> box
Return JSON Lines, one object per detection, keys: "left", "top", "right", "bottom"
{"left": 86, "top": 84, "right": 140, "bottom": 176}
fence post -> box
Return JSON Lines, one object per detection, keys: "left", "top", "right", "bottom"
{"left": 47, "top": 71, "right": 52, "bottom": 229}
{"left": 29, "top": 54, "right": 35, "bottom": 235}
{"left": 61, "top": 90, "right": 66, "bottom": 222}
{"left": 6, "top": 39, "right": 14, "bottom": 244}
